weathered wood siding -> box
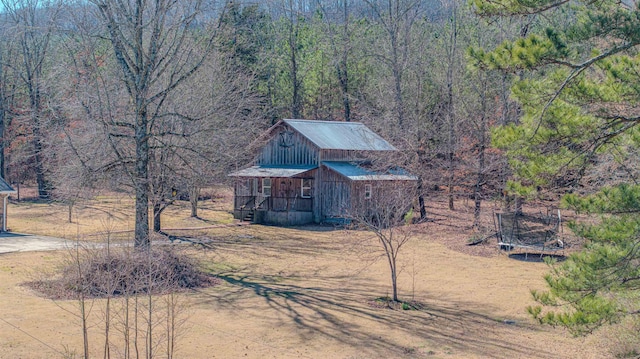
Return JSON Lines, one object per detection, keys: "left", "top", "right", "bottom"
{"left": 351, "top": 180, "right": 416, "bottom": 213}
{"left": 320, "top": 149, "right": 367, "bottom": 162}
{"left": 258, "top": 211, "right": 314, "bottom": 226}
{"left": 319, "top": 167, "right": 352, "bottom": 219}
{"left": 257, "top": 125, "right": 319, "bottom": 165}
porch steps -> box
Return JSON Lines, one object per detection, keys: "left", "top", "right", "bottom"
{"left": 242, "top": 211, "right": 254, "bottom": 222}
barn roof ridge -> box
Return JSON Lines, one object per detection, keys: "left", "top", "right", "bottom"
{"left": 280, "top": 119, "right": 396, "bottom": 151}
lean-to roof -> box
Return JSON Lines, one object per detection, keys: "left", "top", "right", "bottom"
{"left": 228, "top": 165, "right": 317, "bottom": 178}
{"left": 323, "top": 161, "right": 417, "bottom": 181}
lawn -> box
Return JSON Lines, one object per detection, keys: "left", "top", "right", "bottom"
{"left": 0, "top": 190, "right": 618, "bottom": 358}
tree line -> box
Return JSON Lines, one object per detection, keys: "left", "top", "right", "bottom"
{"left": 0, "top": 0, "right": 526, "bottom": 244}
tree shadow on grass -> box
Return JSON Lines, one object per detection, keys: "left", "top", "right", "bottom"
{"left": 194, "top": 269, "right": 561, "bottom": 358}
{"left": 164, "top": 225, "right": 568, "bottom": 357}
{"left": 166, "top": 230, "right": 348, "bottom": 259}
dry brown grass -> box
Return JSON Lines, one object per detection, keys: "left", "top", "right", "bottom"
{"left": 0, "top": 189, "right": 619, "bottom": 358}
{"left": 8, "top": 186, "right": 235, "bottom": 240}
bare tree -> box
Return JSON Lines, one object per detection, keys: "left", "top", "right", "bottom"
{"left": 60, "top": 243, "right": 194, "bottom": 358}
{"left": 268, "top": 0, "right": 310, "bottom": 119}
{"left": 363, "top": 0, "right": 422, "bottom": 128}
{"left": 316, "top": 0, "right": 355, "bottom": 122}
{"left": 347, "top": 182, "right": 416, "bottom": 302}
{"left": 0, "top": 0, "right": 64, "bottom": 197}
{"left": 444, "top": 0, "right": 458, "bottom": 210}
{"left": 147, "top": 50, "right": 265, "bottom": 232}
{"left": 76, "top": 0, "right": 225, "bottom": 247}
{"left": 54, "top": 1, "right": 264, "bottom": 237}
{"left": 0, "top": 15, "right": 19, "bottom": 180}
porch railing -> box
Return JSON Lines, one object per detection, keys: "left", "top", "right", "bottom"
{"left": 237, "top": 196, "right": 256, "bottom": 221}
{"left": 234, "top": 196, "right": 312, "bottom": 212}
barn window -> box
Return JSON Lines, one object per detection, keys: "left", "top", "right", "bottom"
{"left": 263, "top": 178, "right": 272, "bottom": 197}
{"left": 301, "top": 179, "right": 312, "bottom": 198}
{"left": 364, "top": 184, "right": 372, "bottom": 199}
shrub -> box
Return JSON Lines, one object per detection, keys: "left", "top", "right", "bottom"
{"left": 29, "top": 246, "right": 217, "bottom": 299}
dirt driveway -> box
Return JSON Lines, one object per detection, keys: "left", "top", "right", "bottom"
{"left": 0, "top": 232, "right": 69, "bottom": 253}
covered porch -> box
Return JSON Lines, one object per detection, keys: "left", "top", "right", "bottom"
{"left": 229, "top": 165, "right": 317, "bottom": 225}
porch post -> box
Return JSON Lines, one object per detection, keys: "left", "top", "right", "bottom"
{"left": 3, "top": 195, "right": 7, "bottom": 232}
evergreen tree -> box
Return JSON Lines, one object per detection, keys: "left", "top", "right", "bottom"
{"left": 470, "top": 0, "right": 640, "bottom": 334}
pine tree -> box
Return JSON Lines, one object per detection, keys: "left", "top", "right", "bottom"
{"left": 470, "top": 0, "right": 640, "bottom": 334}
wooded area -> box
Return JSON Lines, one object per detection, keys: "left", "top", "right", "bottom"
{"left": 0, "top": 0, "right": 523, "bottom": 244}
{"left": 2, "top": 0, "right": 640, "bottom": 337}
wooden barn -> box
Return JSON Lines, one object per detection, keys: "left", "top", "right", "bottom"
{"left": 229, "top": 119, "right": 417, "bottom": 225}
{"left": 0, "top": 177, "right": 16, "bottom": 231}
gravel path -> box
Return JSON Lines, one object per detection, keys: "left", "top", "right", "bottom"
{"left": 0, "top": 232, "right": 70, "bottom": 254}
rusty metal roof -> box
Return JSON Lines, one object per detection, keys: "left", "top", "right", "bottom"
{"left": 323, "top": 161, "right": 417, "bottom": 181}
{"left": 228, "top": 165, "right": 317, "bottom": 178}
{"left": 0, "top": 177, "right": 15, "bottom": 193}
{"left": 283, "top": 119, "right": 396, "bottom": 151}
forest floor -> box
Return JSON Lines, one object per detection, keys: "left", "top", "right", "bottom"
{"left": 0, "top": 188, "right": 628, "bottom": 358}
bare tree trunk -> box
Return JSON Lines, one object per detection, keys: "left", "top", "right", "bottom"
{"left": 417, "top": 177, "right": 427, "bottom": 221}
{"left": 27, "top": 62, "right": 51, "bottom": 198}
{"left": 339, "top": 0, "right": 351, "bottom": 122}
{"left": 390, "top": 263, "right": 398, "bottom": 302}
{"left": 153, "top": 202, "right": 162, "bottom": 233}
{"left": 124, "top": 295, "right": 130, "bottom": 359}
{"left": 473, "top": 87, "right": 487, "bottom": 228}
{"left": 32, "top": 127, "right": 50, "bottom": 198}
{"left": 383, "top": 242, "right": 399, "bottom": 302}
{"left": 166, "top": 293, "right": 177, "bottom": 359}
{"left": 135, "top": 106, "right": 150, "bottom": 246}
{"left": 134, "top": 295, "right": 140, "bottom": 359}
{"left": 288, "top": 0, "right": 302, "bottom": 118}
{"left": 73, "top": 243, "right": 90, "bottom": 359}
{"left": 515, "top": 196, "right": 523, "bottom": 215}
{"left": 446, "top": 1, "right": 458, "bottom": 211}
{"left": 0, "top": 44, "right": 7, "bottom": 181}
{"left": 388, "top": 11, "right": 406, "bottom": 129}
{"left": 0, "top": 104, "right": 5, "bottom": 180}
{"left": 337, "top": 19, "right": 351, "bottom": 122}
{"left": 317, "top": 0, "right": 352, "bottom": 122}
{"left": 391, "top": 50, "right": 405, "bottom": 127}
{"left": 104, "top": 296, "right": 111, "bottom": 359}
{"left": 147, "top": 299, "right": 153, "bottom": 359}
{"left": 189, "top": 186, "right": 200, "bottom": 218}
